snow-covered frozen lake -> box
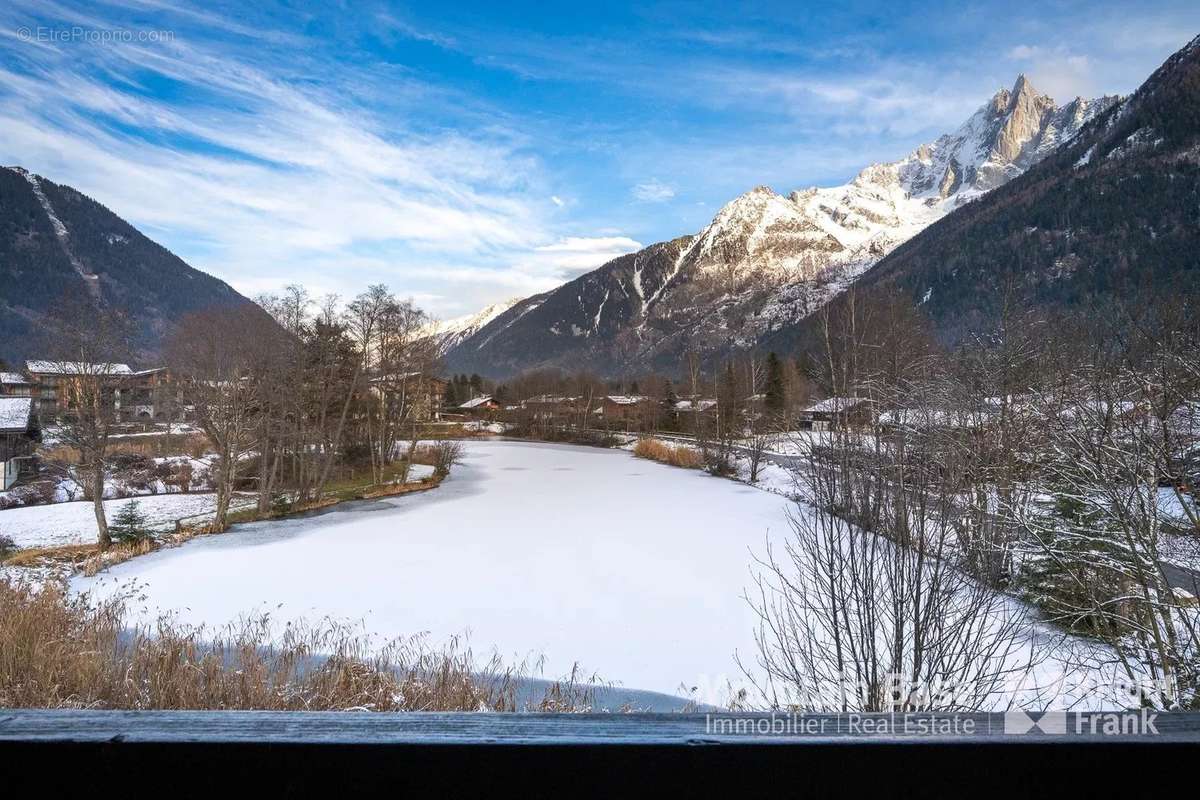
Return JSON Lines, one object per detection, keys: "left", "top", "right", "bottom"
{"left": 73, "top": 440, "right": 789, "bottom": 700}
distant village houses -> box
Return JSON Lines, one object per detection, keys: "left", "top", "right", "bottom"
{"left": 597, "top": 395, "right": 658, "bottom": 427}
{"left": 369, "top": 372, "right": 448, "bottom": 422}
{"left": 523, "top": 395, "right": 583, "bottom": 418}
{"left": 0, "top": 396, "right": 40, "bottom": 490}
{"left": 458, "top": 395, "right": 500, "bottom": 417}
{"left": 801, "top": 396, "right": 875, "bottom": 431}
{"left": 672, "top": 397, "right": 718, "bottom": 433}
{"left": 4, "top": 361, "right": 181, "bottom": 423}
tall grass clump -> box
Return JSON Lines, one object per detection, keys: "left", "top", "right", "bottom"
{"left": 633, "top": 438, "right": 704, "bottom": 469}
{"left": 0, "top": 575, "right": 596, "bottom": 712}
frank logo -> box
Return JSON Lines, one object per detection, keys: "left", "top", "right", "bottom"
{"left": 1004, "top": 711, "right": 1067, "bottom": 735}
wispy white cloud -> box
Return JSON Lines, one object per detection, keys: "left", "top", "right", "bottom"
{"left": 0, "top": 0, "right": 641, "bottom": 318}
{"left": 1, "top": 0, "right": 1196, "bottom": 324}
{"left": 531, "top": 235, "right": 642, "bottom": 278}
{"left": 632, "top": 179, "right": 676, "bottom": 203}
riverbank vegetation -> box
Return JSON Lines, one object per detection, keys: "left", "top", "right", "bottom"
{"left": 0, "top": 574, "right": 596, "bottom": 712}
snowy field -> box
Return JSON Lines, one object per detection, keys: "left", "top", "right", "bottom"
{"left": 74, "top": 441, "right": 789, "bottom": 701}
{"left": 69, "top": 440, "right": 1125, "bottom": 707}
{"left": 0, "top": 493, "right": 257, "bottom": 549}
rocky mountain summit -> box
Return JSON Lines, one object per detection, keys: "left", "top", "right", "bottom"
{"left": 443, "top": 76, "right": 1116, "bottom": 377}
{"left": 803, "top": 34, "right": 1200, "bottom": 347}
{"left": 425, "top": 298, "right": 524, "bottom": 356}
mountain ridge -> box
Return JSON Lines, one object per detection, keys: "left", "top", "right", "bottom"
{"left": 443, "top": 75, "right": 1117, "bottom": 378}
{"left": 787, "top": 33, "right": 1200, "bottom": 350}
{"left": 0, "top": 165, "right": 263, "bottom": 366}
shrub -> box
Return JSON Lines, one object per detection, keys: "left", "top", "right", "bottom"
{"left": 633, "top": 438, "right": 703, "bottom": 469}
{"left": 271, "top": 493, "right": 295, "bottom": 514}
{"left": 108, "top": 452, "right": 155, "bottom": 472}
{"left": 157, "top": 460, "right": 194, "bottom": 493}
{"left": 0, "top": 535, "right": 16, "bottom": 560}
{"left": 0, "top": 574, "right": 598, "bottom": 712}
{"left": 427, "top": 440, "right": 464, "bottom": 477}
{"left": 341, "top": 443, "right": 372, "bottom": 467}
{"left": 2, "top": 480, "right": 57, "bottom": 508}
{"left": 703, "top": 448, "right": 737, "bottom": 477}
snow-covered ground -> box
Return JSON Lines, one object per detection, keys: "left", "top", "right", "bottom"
{"left": 69, "top": 440, "right": 1130, "bottom": 708}
{"left": 463, "top": 420, "right": 508, "bottom": 434}
{"left": 0, "top": 493, "right": 257, "bottom": 549}
{"left": 1, "top": 462, "right": 438, "bottom": 550}
{"left": 74, "top": 441, "right": 792, "bottom": 702}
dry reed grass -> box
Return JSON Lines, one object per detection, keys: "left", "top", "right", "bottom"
{"left": 41, "top": 433, "right": 210, "bottom": 464}
{"left": 0, "top": 574, "right": 597, "bottom": 712}
{"left": 633, "top": 438, "right": 703, "bottom": 469}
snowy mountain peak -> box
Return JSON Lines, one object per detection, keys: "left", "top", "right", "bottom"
{"left": 669, "top": 75, "right": 1118, "bottom": 331}
{"left": 442, "top": 73, "right": 1122, "bottom": 377}
{"left": 685, "top": 185, "right": 840, "bottom": 284}
{"left": 426, "top": 297, "right": 524, "bottom": 354}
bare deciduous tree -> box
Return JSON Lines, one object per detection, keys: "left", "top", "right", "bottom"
{"left": 743, "top": 418, "right": 1040, "bottom": 712}
{"left": 167, "top": 306, "right": 276, "bottom": 531}
{"left": 41, "top": 300, "right": 133, "bottom": 551}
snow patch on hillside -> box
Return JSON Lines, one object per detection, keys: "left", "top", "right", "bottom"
{"left": 426, "top": 298, "right": 524, "bottom": 354}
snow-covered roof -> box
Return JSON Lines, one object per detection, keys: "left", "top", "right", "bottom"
{"left": 605, "top": 395, "right": 647, "bottom": 405}
{"left": 26, "top": 360, "right": 133, "bottom": 376}
{"left": 0, "top": 372, "right": 31, "bottom": 385}
{"left": 804, "top": 396, "right": 870, "bottom": 414}
{"left": 458, "top": 395, "right": 495, "bottom": 410}
{"left": 525, "top": 394, "right": 578, "bottom": 404}
{"left": 0, "top": 397, "right": 34, "bottom": 432}
{"left": 675, "top": 398, "right": 717, "bottom": 412}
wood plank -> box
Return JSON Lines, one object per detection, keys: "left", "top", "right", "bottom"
{"left": 1, "top": 710, "right": 1198, "bottom": 744}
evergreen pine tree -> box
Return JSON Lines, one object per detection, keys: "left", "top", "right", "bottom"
{"left": 109, "top": 499, "right": 151, "bottom": 544}
{"left": 1016, "top": 491, "right": 1126, "bottom": 636}
{"left": 719, "top": 361, "right": 739, "bottom": 436}
{"left": 764, "top": 352, "right": 786, "bottom": 413}
{"left": 661, "top": 380, "right": 680, "bottom": 431}
{"left": 663, "top": 379, "right": 679, "bottom": 408}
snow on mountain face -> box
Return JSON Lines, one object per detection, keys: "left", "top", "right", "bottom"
{"left": 426, "top": 298, "right": 524, "bottom": 354}
{"left": 717, "top": 76, "right": 1117, "bottom": 333}
{"left": 674, "top": 76, "right": 1115, "bottom": 307}
{"left": 444, "top": 76, "right": 1118, "bottom": 377}
{"left": 887, "top": 75, "right": 1116, "bottom": 202}
{"left": 683, "top": 185, "right": 843, "bottom": 285}
{"left": 782, "top": 76, "right": 1116, "bottom": 276}
{"left": 7, "top": 165, "right": 103, "bottom": 300}
{"left": 833, "top": 34, "right": 1200, "bottom": 350}
{"left": 0, "top": 166, "right": 263, "bottom": 366}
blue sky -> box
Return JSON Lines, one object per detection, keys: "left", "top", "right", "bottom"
{"left": 2, "top": 1, "right": 1197, "bottom": 319}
